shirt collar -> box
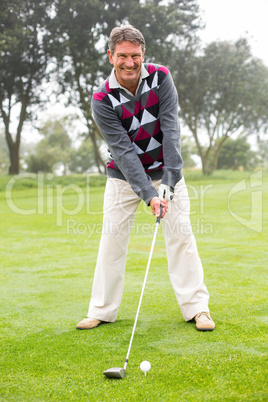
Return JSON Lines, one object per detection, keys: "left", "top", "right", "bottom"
{"left": 109, "top": 64, "right": 149, "bottom": 95}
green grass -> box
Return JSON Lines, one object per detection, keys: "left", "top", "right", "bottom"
{"left": 0, "top": 170, "right": 267, "bottom": 401}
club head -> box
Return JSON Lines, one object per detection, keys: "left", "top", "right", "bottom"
{"left": 103, "top": 367, "right": 126, "bottom": 379}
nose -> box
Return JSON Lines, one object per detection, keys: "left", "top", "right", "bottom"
{"left": 125, "top": 56, "right": 134, "bottom": 67}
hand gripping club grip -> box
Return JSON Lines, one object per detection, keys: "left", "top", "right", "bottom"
{"left": 156, "top": 204, "right": 163, "bottom": 224}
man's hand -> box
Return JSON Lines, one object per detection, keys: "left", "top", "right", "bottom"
{"left": 150, "top": 196, "right": 168, "bottom": 218}
{"left": 158, "top": 184, "right": 174, "bottom": 201}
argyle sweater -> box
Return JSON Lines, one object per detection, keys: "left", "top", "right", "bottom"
{"left": 92, "top": 63, "right": 183, "bottom": 204}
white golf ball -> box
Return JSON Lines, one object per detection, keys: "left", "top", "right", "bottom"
{"left": 140, "top": 360, "right": 151, "bottom": 375}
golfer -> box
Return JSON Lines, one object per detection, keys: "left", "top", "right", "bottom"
{"left": 77, "top": 24, "right": 215, "bottom": 332}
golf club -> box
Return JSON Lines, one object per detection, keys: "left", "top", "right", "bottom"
{"left": 103, "top": 204, "right": 163, "bottom": 379}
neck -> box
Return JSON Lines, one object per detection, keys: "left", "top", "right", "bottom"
{"left": 115, "top": 72, "right": 140, "bottom": 95}
{"left": 127, "top": 83, "right": 139, "bottom": 96}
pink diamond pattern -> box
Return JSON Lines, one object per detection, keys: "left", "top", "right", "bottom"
{"left": 100, "top": 65, "right": 169, "bottom": 172}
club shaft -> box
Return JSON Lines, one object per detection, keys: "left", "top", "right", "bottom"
{"left": 123, "top": 219, "right": 161, "bottom": 371}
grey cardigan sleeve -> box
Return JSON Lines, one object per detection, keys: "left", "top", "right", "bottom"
{"left": 158, "top": 71, "right": 183, "bottom": 187}
{"left": 91, "top": 98, "right": 158, "bottom": 204}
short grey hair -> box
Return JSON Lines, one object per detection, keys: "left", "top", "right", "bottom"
{"left": 108, "top": 24, "right": 146, "bottom": 55}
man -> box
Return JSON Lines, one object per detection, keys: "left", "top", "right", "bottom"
{"left": 77, "top": 25, "right": 215, "bottom": 332}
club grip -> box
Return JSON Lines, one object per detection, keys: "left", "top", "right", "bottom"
{"left": 156, "top": 204, "right": 163, "bottom": 223}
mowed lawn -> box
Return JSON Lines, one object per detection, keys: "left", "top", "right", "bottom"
{"left": 0, "top": 171, "right": 267, "bottom": 401}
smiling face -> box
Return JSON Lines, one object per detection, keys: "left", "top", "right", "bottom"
{"left": 107, "top": 41, "right": 144, "bottom": 94}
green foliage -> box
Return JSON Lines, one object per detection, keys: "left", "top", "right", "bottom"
{"left": 258, "top": 138, "right": 268, "bottom": 169}
{"left": 173, "top": 39, "right": 268, "bottom": 175}
{"left": 26, "top": 118, "right": 73, "bottom": 173}
{"left": 0, "top": 172, "right": 267, "bottom": 400}
{"left": 25, "top": 117, "right": 102, "bottom": 174}
{"left": 46, "top": 0, "right": 201, "bottom": 172}
{"left": 0, "top": 0, "right": 53, "bottom": 174}
{"left": 2, "top": 0, "right": 267, "bottom": 179}
{"left": 68, "top": 139, "right": 96, "bottom": 173}
{"left": 104, "top": 0, "right": 201, "bottom": 65}
{"left": 181, "top": 135, "right": 196, "bottom": 168}
{"left": 217, "top": 137, "right": 259, "bottom": 170}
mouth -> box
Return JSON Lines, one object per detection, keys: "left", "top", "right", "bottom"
{"left": 122, "top": 68, "right": 135, "bottom": 72}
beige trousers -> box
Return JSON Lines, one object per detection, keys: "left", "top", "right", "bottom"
{"left": 87, "top": 177, "right": 209, "bottom": 322}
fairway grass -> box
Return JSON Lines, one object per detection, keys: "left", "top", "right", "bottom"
{"left": 0, "top": 170, "right": 267, "bottom": 401}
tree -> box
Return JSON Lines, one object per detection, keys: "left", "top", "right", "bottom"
{"left": 217, "top": 137, "right": 259, "bottom": 171}
{"left": 257, "top": 137, "right": 268, "bottom": 169}
{"left": 68, "top": 138, "right": 96, "bottom": 173}
{"left": 173, "top": 39, "right": 268, "bottom": 174}
{"left": 47, "top": 0, "right": 201, "bottom": 173}
{"left": 180, "top": 135, "right": 196, "bottom": 168}
{"left": 0, "top": 0, "right": 52, "bottom": 174}
{"left": 0, "top": 130, "right": 9, "bottom": 174}
{"left": 26, "top": 118, "right": 72, "bottom": 173}
{"left": 46, "top": 0, "right": 106, "bottom": 173}
{"left": 100, "top": 0, "right": 202, "bottom": 65}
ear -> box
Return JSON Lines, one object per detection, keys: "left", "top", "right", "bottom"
{"left": 107, "top": 50, "right": 114, "bottom": 65}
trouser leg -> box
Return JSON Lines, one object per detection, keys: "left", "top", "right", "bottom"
{"left": 87, "top": 178, "right": 140, "bottom": 322}
{"left": 158, "top": 178, "right": 210, "bottom": 321}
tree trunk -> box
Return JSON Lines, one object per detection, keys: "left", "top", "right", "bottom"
{"left": 8, "top": 141, "right": 20, "bottom": 175}
{"left": 2, "top": 89, "right": 29, "bottom": 175}
{"left": 212, "top": 150, "right": 220, "bottom": 172}
{"left": 213, "top": 135, "right": 230, "bottom": 171}
{"left": 201, "top": 157, "right": 209, "bottom": 175}
{"left": 201, "top": 155, "right": 213, "bottom": 175}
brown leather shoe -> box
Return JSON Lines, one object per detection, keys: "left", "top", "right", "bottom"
{"left": 195, "top": 312, "right": 215, "bottom": 331}
{"left": 76, "top": 318, "right": 102, "bottom": 330}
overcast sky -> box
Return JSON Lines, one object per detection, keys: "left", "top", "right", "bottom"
{"left": 198, "top": 0, "right": 268, "bottom": 65}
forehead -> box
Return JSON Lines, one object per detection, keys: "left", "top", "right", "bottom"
{"left": 113, "top": 41, "right": 143, "bottom": 55}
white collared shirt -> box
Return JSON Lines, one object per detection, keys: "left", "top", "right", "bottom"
{"left": 109, "top": 64, "right": 149, "bottom": 96}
